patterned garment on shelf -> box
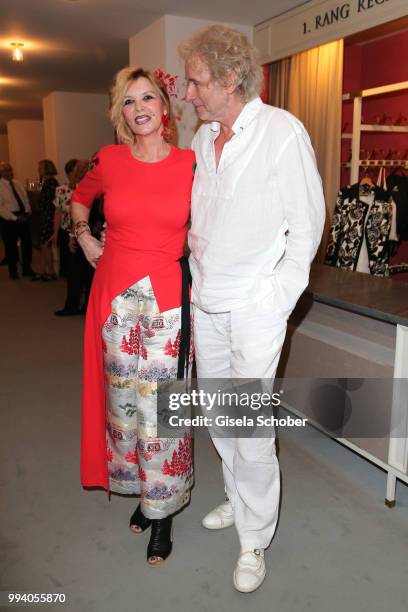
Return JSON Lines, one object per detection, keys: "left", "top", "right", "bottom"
{"left": 102, "top": 275, "right": 193, "bottom": 518}
{"left": 325, "top": 183, "right": 394, "bottom": 276}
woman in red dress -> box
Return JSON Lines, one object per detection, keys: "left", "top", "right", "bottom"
{"left": 71, "top": 68, "right": 195, "bottom": 566}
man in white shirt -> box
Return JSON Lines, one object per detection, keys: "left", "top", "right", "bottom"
{"left": 0, "top": 162, "right": 33, "bottom": 279}
{"left": 179, "top": 25, "right": 325, "bottom": 592}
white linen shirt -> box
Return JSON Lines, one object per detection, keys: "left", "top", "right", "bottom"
{"left": 0, "top": 177, "right": 31, "bottom": 221}
{"left": 188, "top": 97, "right": 326, "bottom": 317}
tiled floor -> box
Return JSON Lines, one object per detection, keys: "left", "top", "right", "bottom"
{"left": 1, "top": 264, "right": 407, "bottom": 612}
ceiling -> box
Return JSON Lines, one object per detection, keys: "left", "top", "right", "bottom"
{"left": 0, "top": 0, "right": 307, "bottom": 134}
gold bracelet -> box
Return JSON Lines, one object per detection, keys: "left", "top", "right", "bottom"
{"left": 74, "top": 221, "right": 90, "bottom": 240}
{"left": 74, "top": 221, "right": 89, "bottom": 229}
{"left": 76, "top": 227, "right": 91, "bottom": 240}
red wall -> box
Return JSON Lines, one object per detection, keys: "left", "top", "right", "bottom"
{"left": 360, "top": 30, "right": 408, "bottom": 89}
{"left": 342, "top": 30, "right": 408, "bottom": 279}
{"left": 341, "top": 30, "right": 408, "bottom": 185}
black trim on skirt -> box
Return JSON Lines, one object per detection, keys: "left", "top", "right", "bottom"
{"left": 177, "top": 256, "right": 192, "bottom": 380}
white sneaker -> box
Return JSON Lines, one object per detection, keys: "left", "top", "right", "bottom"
{"left": 202, "top": 500, "right": 234, "bottom": 530}
{"left": 233, "top": 549, "right": 266, "bottom": 593}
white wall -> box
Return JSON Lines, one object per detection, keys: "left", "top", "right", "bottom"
{"left": 7, "top": 120, "right": 45, "bottom": 183}
{"left": 129, "top": 15, "right": 253, "bottom": 148}
{"left": 42, "top": 94, "right": 58, "bottom": 175}
{"left": 129, "top": 17, "right": 166, "bottom": 71}
{"left": 42, "top": 92, "right": 114, "bottom": 179}
{"left": 0, "top": 134, "right": 9, "bottom": 163}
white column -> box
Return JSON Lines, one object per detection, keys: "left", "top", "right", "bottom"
{"left": 129, "top": 15, "right": 253, "bottom": 149}
{"left": 7, "top": 120, "right": 45, "bottom": 183}
{"left": 42, "top": 92, "right": 114, "bottom": 179}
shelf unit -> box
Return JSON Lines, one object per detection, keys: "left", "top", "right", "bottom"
{"left": 342, "top": 159, "right": 408, "bottom": 168}
{"left": 342, "top": 80, "right": 408, "bottom": 183}
{"left": 361, "top": 124, "right": 408, "bottom": 133}
{"left": 342, "top": 126, "right": 408, "bottom": 138}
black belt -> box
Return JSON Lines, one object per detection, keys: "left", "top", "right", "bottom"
{"left": 177, "top": 256, "right": 192, "bottom": 380}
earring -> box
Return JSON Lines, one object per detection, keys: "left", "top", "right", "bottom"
{"left": 161, "top": 113, "right": 172, "bottom": 139}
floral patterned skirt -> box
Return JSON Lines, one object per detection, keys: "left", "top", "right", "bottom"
{"left": 102, "top": 276, "right": 193, "bottom": 518}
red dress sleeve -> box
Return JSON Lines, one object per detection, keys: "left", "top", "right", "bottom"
{"left": 72, "top": 151, "right": 104, "bottom": 208}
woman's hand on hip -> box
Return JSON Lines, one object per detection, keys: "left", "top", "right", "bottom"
{"left": 77, "top": 233, "right": 103, "bottom": 268}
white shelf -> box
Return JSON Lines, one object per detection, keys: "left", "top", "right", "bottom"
{"left": 360, "top": 159, "right": 408, "bottom": 166}
{"left": 342, "top": 160, "right": 408, "bottom": 168}
{"left": 361, "top": 124, "right": 408, "bottom": 133}
{"left": 343, "top": 80, "right": 408, "bottom": 100}
{"left": 342, "top": 80, "right": 408, "bottom": 183}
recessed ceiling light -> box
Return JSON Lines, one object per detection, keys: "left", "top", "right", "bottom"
{"left": 10, "top": 42, "right": 24, "bottom": 62}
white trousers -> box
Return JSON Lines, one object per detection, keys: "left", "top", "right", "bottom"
{"left": 194, "top": 295, "right": 288, "bottom": 550}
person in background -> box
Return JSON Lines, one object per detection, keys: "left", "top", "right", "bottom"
{"left": 32, "top": 159, "right": 59, "bottom": 281}
{"left": 83, "top": 190, "right": 105, "bottom": 309}
{"left": 71, "top": 67, "right": 194, "bottom": 566}
{"left": 0, "top": 161, "right": 34, "bottom": 280}
{"left": 54, "top": 160, "right": 95, "bottom": 316}
{"left": 180, "top": 25, "right": 325, "bottom": 593}
{"left": 52, "top": 158, "right": 78, "bottom": 278}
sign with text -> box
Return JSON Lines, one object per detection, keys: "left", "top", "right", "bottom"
{"left": 255, "top": 0, "right": 407, "bottom": 62}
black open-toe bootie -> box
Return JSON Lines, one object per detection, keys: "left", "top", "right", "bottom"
{"left": 147, "top": 516, "right": 173, "bottom": 566}
{"left": 129, "top": 503, "right": 152, "bottom": 534}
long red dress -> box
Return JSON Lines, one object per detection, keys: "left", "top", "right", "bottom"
{"left": 72, "top": 144, "right": 195, "bottom": 490}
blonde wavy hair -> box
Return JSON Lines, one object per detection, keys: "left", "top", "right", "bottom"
{"left": 110, "top": 67, "right": 171, "bottom": 144}
{"left": 178, "top": 25, "right": 263, "bottom": 102}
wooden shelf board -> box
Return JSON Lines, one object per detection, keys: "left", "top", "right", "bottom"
{"left": 343, "top": 81, "right": 408, "bottom": 100}
{"left": 361, "top": 125, "right": 408, "bottom": 133}
{"left": 341, "top": 160, "right": 408, "bottom": 168}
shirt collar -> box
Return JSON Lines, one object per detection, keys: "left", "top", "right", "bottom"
{"left": 231, "top": 96, "right": 263, "bottom": 134}
{"left": 209, "top": 96, "right": 263, "bottom": 136}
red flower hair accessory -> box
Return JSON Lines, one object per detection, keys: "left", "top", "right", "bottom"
{"left": 154, "top": 68, "right": 181, "bottom": 139}
{"left": 154, "top": 68, "right": 178, "bottom": 98}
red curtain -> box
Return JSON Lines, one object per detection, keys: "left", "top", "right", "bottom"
{"left": 260, "top": 64, "right": 270, "bottom": 103}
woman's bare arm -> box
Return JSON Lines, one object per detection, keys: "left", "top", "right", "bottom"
{"left": 71, "top": 201, "right": 103, "bottom": 268}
